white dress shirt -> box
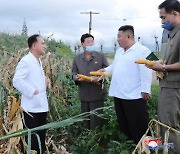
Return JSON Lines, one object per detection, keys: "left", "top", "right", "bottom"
{"left": 105, "top": 42, "right": 152, "bottom": 99}
{"left": 13, "top": 52, "right": 48, "bottom": 112}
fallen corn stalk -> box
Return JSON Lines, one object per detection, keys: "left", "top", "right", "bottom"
{"left": 132, "top": 119, "right": 180, "bottom": 154}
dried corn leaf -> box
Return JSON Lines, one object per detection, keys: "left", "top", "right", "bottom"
{"left": 163, "top": 129, "right": 170, "bottom": 154}
{"left": 6, "top": 109, "right": 23, "bottom": 153}
{"left": 0, "top": 117, "right": 2, "bottom": 129}
{"left": 8, "top": 96, "right": 20, "bottom": 121}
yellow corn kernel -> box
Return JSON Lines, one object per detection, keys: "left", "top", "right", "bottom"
{"left": 78, "top": 74, "right": 92, "bottom": 81}
{"left": 135, "top": 59, "right": 155, "bottom": 66}
{"left": 90, "top": 71, "right": 104, "bottom": 76}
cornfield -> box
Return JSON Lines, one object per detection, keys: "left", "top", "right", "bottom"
{"left": 2, "top": 34, "right": 179, "bottom": 154}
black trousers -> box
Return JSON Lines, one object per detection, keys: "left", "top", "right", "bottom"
{"left": 81, "top": 100, "right": 104, "bottom": 130}
{"left": 114, "top": 97, "right": 150, "bottom": 143}
{"left": 23, "top": 112, "right": 47, "bottom": 154}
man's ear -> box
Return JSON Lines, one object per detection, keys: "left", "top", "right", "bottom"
{"left": 173, "top": 11, "right": 179, "bottom": 17}
{"left": 81, "top": 43, "right": 84, "bottom": 48}
{"left": 33, "top": 43, "right": 36, "bottom": 49}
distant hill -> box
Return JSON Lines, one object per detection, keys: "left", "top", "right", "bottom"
{"left": 0, "top": 33, "right": 73, "bottom": 57}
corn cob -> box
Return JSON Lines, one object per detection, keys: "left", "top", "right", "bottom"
{"left": 135, "top": 59, "right": 155, "bottom": 66}
{"left": 90, "top": 71, "right": 112, "bottom": 77}
{"left": 78, "top": 74, "right": 92, "bottom": 81}
{"left": 90, "top": 71, "right": 104, "bottom": 76}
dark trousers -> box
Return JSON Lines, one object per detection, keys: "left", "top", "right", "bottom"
{"left": 158, "top": 87, "right": 180, "bottom": 154}
{"left": 23, "top": 112, "right": 47, "bottom": 154}
{"left": 114, "top": 97, "right": 150, "bottom": 143}
{"left": 81, "top": 100, "right": 104, "bottom": 130}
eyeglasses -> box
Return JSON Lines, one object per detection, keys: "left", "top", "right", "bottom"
{"left": 160, "top": 16, "right": 166, "bottom": 19}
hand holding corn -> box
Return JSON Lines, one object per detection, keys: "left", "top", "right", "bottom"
{"left": 90, "top": 71, "right": 112, "bottom": 77}
{"left": 77, "top": 74, "right": 92, "bottom": 82}
{"left": 135, "top": 59, "right": 164, "bottom": 69}
{"left": 135, "top": 59, "right": 166, "bottom": 79}
{"left": 135, "top": 59, "right": 155, "bottom": 66}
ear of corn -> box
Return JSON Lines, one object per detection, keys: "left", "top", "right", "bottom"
{"left": 90, "top": 71, "right": 112, "bottom": 77}
{"left": 90, "top": 71, "right": 104, "bottom": 76}
{"left": 135, "top": 59, "right": 155, "bottom": 66}
{"left": 78, "top": 74, "right": 92, "bottom": 81}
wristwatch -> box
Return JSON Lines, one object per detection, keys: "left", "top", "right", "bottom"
{"left": 162, "top": 64, "right": 166, "bottom": 72}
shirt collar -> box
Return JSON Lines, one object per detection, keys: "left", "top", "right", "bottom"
{"left": 80, "top": 51, "right": 96, "bottom": 60}
{"left": 169, "top": 23, "right": 180, "bottom": 38}
{"left": 28, "top": 52, "right": 41, "bottom": 64}
{"left": 122, "top": 42, "right": 139, "bottom": 54}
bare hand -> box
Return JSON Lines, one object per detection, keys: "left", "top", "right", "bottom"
{"left": 34, "top": 90, "right": 39, "bottom": 95}
{"left": 98, "top": 68, "right": 105, "bottom": 72}
{"left": 91, "top": 77, "right": 99, "bottom": 83}
{"left": 141, "top": 92, "right": 151, "bottom": 102}
{"left": 75, "top": 74, "right": 84, "bottom": 81}
{"left": 146, "top": 61, "right": 163, "bottom": 71}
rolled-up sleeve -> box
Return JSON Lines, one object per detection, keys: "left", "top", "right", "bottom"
{"left": 105, "top": 64, "right": 113, "bottom": 73}
{"left": 13, "top": 60, "right": 35, "bottom": 98}
{"left": 139, "top": 64, "right": 152, "bottom": 94}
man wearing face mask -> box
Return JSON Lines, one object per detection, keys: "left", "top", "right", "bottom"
{"left": 72, "top": 33, "right": 109, "bottom": 130}
{"left": 148, "top": 0, "right": 180, "bottom": 153}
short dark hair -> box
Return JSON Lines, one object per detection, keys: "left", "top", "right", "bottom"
{"left": 80, "top": 33, "right": 94, "bottom": 43}
{"left": 158, "top": 0, "right": 180, "bottom": 13}
{"left": 27, "top": 34, "right": 40, "bottom": 48}
{"left": 118, "top": 25, "right": 134, "bottom": 36}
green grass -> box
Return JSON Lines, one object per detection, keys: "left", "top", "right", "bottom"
{"left": 49, "top": 84, "right": 159, "bottom": 153}
{"left": 106, "top": 53, "right": 115, "bottom": 60}
{"left": 148, "top": 84, "right": 159, "bottom": 119}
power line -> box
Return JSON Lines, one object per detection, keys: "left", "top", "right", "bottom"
{"left": 105, "top": 13, "right": 158, "bottom": 21}
{"left": 80, "top": 11, "right": 100, "bottom": 34}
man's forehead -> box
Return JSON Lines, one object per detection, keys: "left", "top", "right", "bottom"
{"left": 84, "top": 37, "right": 93, "bottom": 41}
{"left": 118, "top": 31, "right": 129, "bottom": 35}
{"left": 159, "top": 8, "right": 167, "bottom": 14}
{"left": 37, "top": 37, "right": 44, "bottom": 42}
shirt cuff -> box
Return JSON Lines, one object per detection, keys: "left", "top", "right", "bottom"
{"left": 105, "top": 66, "right": 112, "bottom": 72}
{"left": 141, "top": 84, "right": 151, "bottom": 94}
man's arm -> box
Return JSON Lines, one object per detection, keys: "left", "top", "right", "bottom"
{"left": 72, "top": 57, "right": 83, "bottom": 83}
{"left": 150, "top": 61, "right": 180, "bottom": 71}
{"left": 139, "top": 50, "right": 152, "bottom": 101}
{"left": 13, "top": 60, "right": 37, "bottom": 98}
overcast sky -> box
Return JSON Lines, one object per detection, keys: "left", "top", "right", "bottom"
{"left": 0, "top": 0, "right": 165, "bottom": 48}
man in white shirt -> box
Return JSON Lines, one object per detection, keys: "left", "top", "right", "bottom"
{"left": 13, "top": 34, "right": 48, "bottom": 153}
{"left": 100, "top": 25, "right": 152, "bottom": 143}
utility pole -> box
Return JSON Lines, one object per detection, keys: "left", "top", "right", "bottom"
{"left": 80, "top": 11, "right": 100, "bottom": 34}
{"left": 138, "top": 37, "right": 141, "bottom": 42}
{"left": 154, "top": 36, "right": 160, "bottom": 56}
